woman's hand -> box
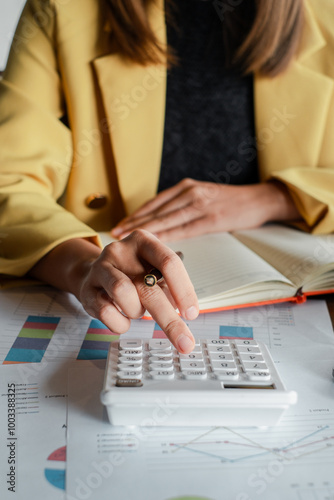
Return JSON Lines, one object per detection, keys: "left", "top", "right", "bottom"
{"left": 29, "top": 231, "right": 199, "bottom": 353}
{"left": 111, "top": 179, "right": 301, "bottom": 241}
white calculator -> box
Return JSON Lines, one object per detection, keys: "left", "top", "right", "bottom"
{"left": 100, "top": 338, "right": 297, "bottom": 427}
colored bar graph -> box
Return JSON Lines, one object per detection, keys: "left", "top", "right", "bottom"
{"left": 77, "top": 319, "right": 119, "bottom": 360}
{"left": 153, "top": 323, "right": 167, "bottom": 339}
{"left": 3, "top": 316, "right": 60, "bottom": 364}
{"left": 219, "top": 325, "right": 253, "bottom": 339}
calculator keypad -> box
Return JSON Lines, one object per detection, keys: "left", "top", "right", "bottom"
{"left": 114, "top": 339, "right": 273, "bottom": 387}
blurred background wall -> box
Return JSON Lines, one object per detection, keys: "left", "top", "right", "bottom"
{"left": 0, "top": 0, "right": 26, "bottom": 71}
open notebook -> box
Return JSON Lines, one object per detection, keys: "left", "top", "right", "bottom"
{"left": 100, "top": 224, "right": 334, "bottom": 313}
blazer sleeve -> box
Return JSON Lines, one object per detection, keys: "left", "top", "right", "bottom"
{"left": 271, "top": 168, "right": 334, "bottom": 234}
{"left": 271, "top": 87, "right": 334, "bottom": 234}
{"left": 268, "top": 3, "right": 334, "bottom": 235}
{"left": 0, "top": 0, "right": 101, "bottom": 278}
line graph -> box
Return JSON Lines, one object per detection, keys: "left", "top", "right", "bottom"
{"left": 288, "top": 479, "right": 334, "bottom": 500}
{"left": 144, "top": 416, "right": 334, "bottom": 471}
{"left": 169, "top": 426, "right": 334, "bottom": 463}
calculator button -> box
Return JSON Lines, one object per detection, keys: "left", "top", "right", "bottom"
{"left": 149, "top": 356, "right": 173, "bottom": 365}
{"left": 239, "top": 354, "right": 264, "bottom": 362}
{"left": 247, "top": 372, "right": 271, "bottom": 381}
{"left": 215, "top": 371, "right": 239, "bottom": 381}
{"left": 120, "top": 350, "right": 143, "bottom": 357}
{"left": 149, "top": 350, "right": 173, "bottom": 358}
{"left": 236, "top": 345, "right": 261, "bottom": 354}
{"left": 242, "top": 362, "right": 269, "bottom": 372}
{"left": 115, "top": 378, "right": 143, "bottom": 387}
{"left": 148, "top": 339, "right": 172, "bottom": 350}
{"left": 207, "top": 345, "right": 232, "bottom": 354}
{"left": 119, "top": 339, "right": 142, "bottom": 350}
{"left": 119, "top": 356, "right": 143, "bottom": 364}
{"left": 182, "top": 370, "right": 207, "bottom": 380}
{"left": 206, "top": 339, "right": 230, "bottom": 346}
{"left": 211, "top": 361, "right": 237, "bottom": 371}
{"left": 150, "top": 371, "right": 175, "bottom": 380}
{"left": 208, "top": 353, "right": 234, "bottom": 361}
{"left": 180, "top": 360, "right": 206, "bottom": 370}
{"left": 179, "top": 353, "right": 204, "bottom": 360}
{"left": 234, "top": 339, "right": 258, "bottom": 346}
{"left": 149, "top": 363, "right": 174, "bottom": 372}
{"left": 117, "top": 370, "right": 143, "bottom": 379}
{"left": 190, "top": 345, "right": 203, "bottom": 353}
{"left": 118, "top": 363, "right": 142, "bottom": 372}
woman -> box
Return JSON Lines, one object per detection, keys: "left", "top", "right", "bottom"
{"left": 0, "top": 0, "right": 333, "bottom": 352}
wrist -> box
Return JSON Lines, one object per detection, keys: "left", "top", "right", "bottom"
{"left": 66, "top": 248, "right": 100, "bottom": 299}
{"left": 60, "top": 239, "right": 102, "bottom": 298}
{"left": 29, "top": 238, "right": 102, "bottom": 298}
{"left": 258, "top": 181, "right": 301, "bottom": 223}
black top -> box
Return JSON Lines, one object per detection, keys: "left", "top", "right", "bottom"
{"left": 158, "top": 0, "right": 259, "bottom": 192}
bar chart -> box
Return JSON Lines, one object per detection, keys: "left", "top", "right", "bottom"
{"left": 77, "top": 319, "right": 119, "bottom": 360}
{"left": 3, "top": 315, "right": 60, "bottom": 364}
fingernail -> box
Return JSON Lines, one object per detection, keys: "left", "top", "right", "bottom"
{"left": 111, "top": 227, "right": 122, "bottom": 236}
{"left": 176, "top": 334, "right": 195, "bottom": 354}
{"left": 185, "top": 306, "right": 199, "bottom": 320}
{"left": 119, "top": 231, "right": 130, "bottom": 240}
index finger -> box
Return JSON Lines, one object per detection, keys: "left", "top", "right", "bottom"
{"left": 135, "top": 232, "right": 199, "bottom": 322}
{"left": 134, "top": 277, "right": 196, "bottom": 354}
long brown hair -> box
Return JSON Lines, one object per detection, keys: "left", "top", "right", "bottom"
{"left": 106, "top": 0, "right": 304, "bottom": 77}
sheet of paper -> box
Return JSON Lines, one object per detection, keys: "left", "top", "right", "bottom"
{"left": 1, "top": 284, "right": 333, "bottom": 499}
{"left": 1, "top": 286, "right": 331, "bottom": 365}
{"left": 0, "top": 360, "right": 69, "bottom": 500}
{"left": 65, "top": 301, "right": 334, "bottom": 500}
{"left": 0, "top": 286, "right": 89, "bottom": 364}
{"left": 168, "top": 232, "right": 294, "bottom": 299}
{"left": 235, "top": 224, "right": 334, "bottom": 289}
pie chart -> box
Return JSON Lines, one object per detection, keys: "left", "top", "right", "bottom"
{"left": 44, "top": 446, "right": 66, "bottom": 490}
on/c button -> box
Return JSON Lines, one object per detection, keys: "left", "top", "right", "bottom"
{"left": 85, "top": 193, "right": 108, "bottom": 209}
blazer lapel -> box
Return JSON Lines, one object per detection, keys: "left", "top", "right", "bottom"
{"left": 254, "top": 0, "right": 334, "bottom": 180}
{"left": 93, "top": 0, "right": 167, "bottom": 215}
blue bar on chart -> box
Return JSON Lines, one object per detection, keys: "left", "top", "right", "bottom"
{"left": 77, "top": 319, "right": 119, "bottom": 360}
{"left": 3, "top": 315, "right": 60, "bottom": 364}
{"left": 219, "top": 325, "right": 253, "bottom": 339}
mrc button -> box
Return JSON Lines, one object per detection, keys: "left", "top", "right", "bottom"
{"left": 116, "top": 378, "right": 143, "bottom": 387}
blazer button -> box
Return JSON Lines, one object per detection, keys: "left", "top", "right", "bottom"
{"left": 85, "top": 193, "right": 108, "bottom": 209}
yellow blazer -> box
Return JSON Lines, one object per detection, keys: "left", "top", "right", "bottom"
{"left": 0, "top": 0, "right": 334, "bottom": 278}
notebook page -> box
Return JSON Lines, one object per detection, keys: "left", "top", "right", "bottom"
{"left": 234, "top": 224, "right": 334, "bottom": 289}
{"left": 167, "top": 232, "right": 293, "bottom": 301}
